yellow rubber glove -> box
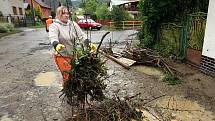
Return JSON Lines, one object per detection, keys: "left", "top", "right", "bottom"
{"left": 56, "top": 44, "right": 65, "bottom": 52}
{"left": 89, "top": 43, "right": 97, "bottom": 53}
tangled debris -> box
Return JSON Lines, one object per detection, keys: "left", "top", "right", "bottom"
{"left": 60, "top": 48, "right": 108, "bottom": 105}
{"left": 59, "top": 48, "right": 144, "bottom": 120}
{"left": 60, "top": 32, "right": 111, "bottom": 105}
{"left": 121, "top": 48, "right": 183, "bottom": 85}
{"left": 66, "top": 94, "right": 143, "bottom": 121}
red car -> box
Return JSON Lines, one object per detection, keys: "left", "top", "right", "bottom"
{"left": 77, "top": 19, "right": 102, "bottom": 30}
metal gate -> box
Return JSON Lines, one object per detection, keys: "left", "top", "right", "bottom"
{"left": 179, "top": 12, "right": 207, "bottom": 61}
{"left": 187, "top": 12, "right": 207, "bottom": 50}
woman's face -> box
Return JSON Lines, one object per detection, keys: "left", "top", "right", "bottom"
{"left": 60, "top": 9, "right": 70, "bottom": 23}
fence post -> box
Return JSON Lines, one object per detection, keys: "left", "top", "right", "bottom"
{"left": 24, "top": 16, "right": 27, "bottom": 27}
{"left": 123, "top": 21, "right": 124, "bottom": 30}
{"left": 7, "top": 15, "right": 12, "bottom": 23}
{"left": 17, "top": 16, "right": 20, "bottom": 27}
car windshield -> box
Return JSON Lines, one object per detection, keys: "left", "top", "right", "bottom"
{"left": 80, "top": 19, "right": 96, "bottom": 23}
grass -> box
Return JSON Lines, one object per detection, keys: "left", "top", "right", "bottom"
{"left": 0, "top": 29, "right": 22, "bottom": 38}
{"left": 163, "top": 73, "right": 182, "bottom": 85}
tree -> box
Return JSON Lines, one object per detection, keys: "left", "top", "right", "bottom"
{"left": 95, "top": 3, "right": 111, "bottom": 20}
{"left": 59, "top": 0, "right": 73, "bottom": 7}
{"left": 111, "top": 6, "right": 126, "bottom": 29}
{"left": 35, "top": 6, "right": 42, "bottom": 18}
{"left": 138, "top": 0, "right": 209, "bottom": 47}
{"left": 84, "top": 0, "right": 98, "bottom": 19}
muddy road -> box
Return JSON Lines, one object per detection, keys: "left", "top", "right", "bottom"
{"left": 0, "top": 28, "right": 215, "bottom": 121}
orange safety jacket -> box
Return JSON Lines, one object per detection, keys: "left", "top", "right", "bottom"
{"left": 46, "top": 18, "right": 53, "bottom": 32}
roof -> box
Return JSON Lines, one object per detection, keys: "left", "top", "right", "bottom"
{"left": 109, "top": 0, "right": 139, "bottom": 11}
{"left": 24, "top": 3, "right": 29, "bottom": 9}
{"left": 34, "top": 0, "right": 51, "bottom": 9}
{"left": 111, "top": 0, "right": 139, "bottom": 6}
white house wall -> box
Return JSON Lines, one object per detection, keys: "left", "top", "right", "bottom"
{"left": 9, "top": 0, "right": 25, "bottom": 16}
{"left": 202, "top": 0, "right": 215, "bottom": 58}
{"left": 0, "top": 0, "right": 25, "bottom": 16}
{"left": 200, "top": 0, "right": 215, "bottom": 77}
{"left": 0, "top": 0, "right": 12, "bottom": 16}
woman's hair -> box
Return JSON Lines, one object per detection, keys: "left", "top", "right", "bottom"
{"left": 56, "top": 6, "right": 68, "bottom": 19}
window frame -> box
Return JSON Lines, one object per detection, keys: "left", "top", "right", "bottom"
{"left": 12, "top": 6, "right": 17, "bottom": 15}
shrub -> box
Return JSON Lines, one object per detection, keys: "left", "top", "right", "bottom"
{"left": 111, "top": 6, "right": 131, "bottom": 30}
{"left": 154, "top": 43, "right": 175, "bottom": 56}
{"left": 163, "top": 73, "right": 182, "bottom": 85}
{"left": 4, "top": 23, "right": 14, "bottom": 31}
{"left": 0, "top": 24, "right": 9, "bottom": 33}
{"left": 0, "top": 23, "right": 14, "bottom": 33}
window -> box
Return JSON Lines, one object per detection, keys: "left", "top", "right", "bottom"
{"left": 19, "top": 8, "right": 23, "bottom": 15}
{"left": 12, "top": 6, "right": 17, "bottom": 15}
{"left": 81, "top": 19, "right": 96, "bottom": 23}
{"left": 0, "top": 11, "right": 3, "bottom": 16}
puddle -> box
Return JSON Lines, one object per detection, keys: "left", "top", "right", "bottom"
{"left": 34, "top": 72, "right": 57, "bottom": 86}
{"left": 131, "top": 65, "right": 164, "bottom": 77}
{"left": 152, "top": 95, "right": 215, "bottom": 121}
{"left": 0, "top": 115, "right": 13, "bottom": 121}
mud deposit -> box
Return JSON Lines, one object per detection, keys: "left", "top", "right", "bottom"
{"left": 151, "top": 95, "right": 215, "bottom": 121}
{"left": 34, "top": 72, "right": 56, "bottom": 86}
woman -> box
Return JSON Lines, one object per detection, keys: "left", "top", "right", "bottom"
{"left": 49, "top": 6, "right": 87, "bottom": 55}
{"left": 49, "top": 6, "right": 87, "bottom": 82}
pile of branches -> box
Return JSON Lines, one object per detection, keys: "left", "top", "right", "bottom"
{"left": 70, "top": 95, "right": 143, "bottom": 121}
{"left": 60, "top": 48, "right": 108, "bottom": 105}
{"left": 122, "top": 48, "right": 163, "bottom": 66}
{"left": 122, "top": 48, "right": 182, "bottom": 84}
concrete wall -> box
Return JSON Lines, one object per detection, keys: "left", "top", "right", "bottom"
{"left": 200, "top": 0, "right": 215, "bottom": 77}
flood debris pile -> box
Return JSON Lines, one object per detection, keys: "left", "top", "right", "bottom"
{"left": 70, "top": 96, "right": 143, "bottom": 121}
{"left": 59, "top": 48, "right": 144, "bottom": 120}
{"left": 121, "top": 48, "right": 182, "bottom": 85}
{"left": 60, "top": 49, "right": 108, "bottom": 105}
{"left": 121, "top": 48, "right": 161, "bottom": 65}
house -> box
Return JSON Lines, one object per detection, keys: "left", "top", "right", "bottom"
{"left": 0, "top": 0, "right": 25, "bottom": 17}
{"left": 0, "top": 0, "right": 25, "bottom": 26}
{"left": 42, "top": 0, "right": 61, "bottom": 14}
{"left": 24, "top": 0, "right": 51, "bottom": 19}
{"left": 109, "top": 0, "right": 140, "bottom": 19}
{"left": 200, "top": 0, "right": 215, "bottom": 77}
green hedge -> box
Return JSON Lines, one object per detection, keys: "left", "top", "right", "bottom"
{"left": 0, "top": 23, "right": 14, "bottom": 33}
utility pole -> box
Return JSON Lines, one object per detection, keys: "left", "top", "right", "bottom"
{"left": 66, "top": 0, "right": 70, "bottom": 12}
{"left": 50, "top": 0, "right": 52, "bottom": 9}
{"left": 49, "top": 0, "right": 52, "bottom": 16}
{"left": 30, "top": 0, "right": 36, "bottom": 26}
{"left": 66, "top": 0, "right": 73, "bottom": 17}
{"left": 53, "top": 0, "right": 56, "bottom": 13}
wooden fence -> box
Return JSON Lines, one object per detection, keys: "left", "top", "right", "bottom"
{"left": 96, "top": 20, "right": 143, "bottom": 30}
